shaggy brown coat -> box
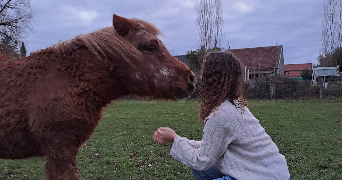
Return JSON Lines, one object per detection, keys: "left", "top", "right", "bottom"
{"left": 0, "top": 14, "right": 194, "bottom": 179}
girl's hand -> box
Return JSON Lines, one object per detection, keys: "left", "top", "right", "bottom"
{"left": 153, "top": 127, "right": 177, "bottom": 144}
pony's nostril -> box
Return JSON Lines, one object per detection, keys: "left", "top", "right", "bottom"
{"left": 189, "top": 73, "right": 195, "bottom": 83}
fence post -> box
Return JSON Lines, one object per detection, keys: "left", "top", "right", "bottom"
{"left": 319, "top": 77, "right": 323, "bottom": 100}
{"left": 270, "top": 82, "right": 275, "bottom": 99}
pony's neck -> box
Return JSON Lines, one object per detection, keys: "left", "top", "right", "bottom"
{"left": 66, "top": 47, "right": 130, "bottom": 107}
{"left": 30, "top": 45, "right": 129, "bottom": 109}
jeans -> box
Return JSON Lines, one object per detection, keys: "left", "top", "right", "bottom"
{"left": 191, "top": 166, "right": 290, "bottom": 180}
{"left": 191, "top": 166, "right": 236, "bottom": 180}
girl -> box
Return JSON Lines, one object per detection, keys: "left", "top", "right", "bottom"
{"left": 153, "top": 51, "right": 290, "bottom": 180}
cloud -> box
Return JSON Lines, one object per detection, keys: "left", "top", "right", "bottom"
{"left": 233, "top": 2, "right": 255, "bottom": 13}
{"left": 59, "top": 6, "right": 98, "bottom": 26}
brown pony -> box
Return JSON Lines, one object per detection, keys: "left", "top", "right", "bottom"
{"left": 0, "top": 14, "right": 195, "bottom": 179}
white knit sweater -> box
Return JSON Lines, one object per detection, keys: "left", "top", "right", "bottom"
{"left": 170, "top": 100, "right": 290, "bottom": 180}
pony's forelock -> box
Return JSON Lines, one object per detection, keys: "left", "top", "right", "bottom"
{"left": 133, "top": 19, "right": 164, "bottom": 37}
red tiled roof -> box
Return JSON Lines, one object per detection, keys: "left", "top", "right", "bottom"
{"left": 284, "top": 63, "right": 312, "bottom": 71}
{"left": 284, "top": 63, "right": 312, "bottom": 77}
{"left": 228, "top": 45, "right": 282, "bottom": 70}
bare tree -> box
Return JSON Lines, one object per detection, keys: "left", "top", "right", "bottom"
{"left": 0, "top": 0, "right": 33, "bottom": 55}
{"left": 0, "top": 34, "right": 19, "bottom": 58}
{"left": 320, "top": 0, "right": 342, "bottom": 67}
{"left": 194, "top": 0, "right": 223, "bottom": 75}
{"left": 196, "top": 0, "right": 223, "bottom": 51}
{"left": 321, "top": 0, "right": 342, "bottom": 57}
{"left": 213, "top": 0, "right": 223, "bottom": 49}
{"left": 322, "top": 0, "right": 336, "bottom": 55}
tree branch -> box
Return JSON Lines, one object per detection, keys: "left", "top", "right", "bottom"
{"left": 0, "top": 0, "right": 13, "bottom": 14}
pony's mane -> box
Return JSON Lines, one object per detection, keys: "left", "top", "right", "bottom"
{"left": 34, "top": 27, "right": 142, "bottom": 65}
{"left": 32, "top": 19, "right": 164, "bottom": 65}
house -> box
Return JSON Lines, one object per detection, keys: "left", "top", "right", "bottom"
{"left": 228, "top": 45, "right": 284, "bottom": 79}
{"left": 312, "top": 67, "right": 340, "bottom": 85}
{"left": 284, "top": 63, "right": 312, "bottom": 77}
{"left": 175, "top": 55, "right": 190, "bottom": 66}
{"left": 175, "top": 45, "right": 285, "bottom": 79}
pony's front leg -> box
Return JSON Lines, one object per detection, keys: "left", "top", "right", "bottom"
{"left": 44, "top": 145, "right": 80, "bottom": 180}
{"left": 36, "top": 120, "right": 83, "bottom": 180}
{"left": 34, "top": 99, "right": 93, "bottom": 179}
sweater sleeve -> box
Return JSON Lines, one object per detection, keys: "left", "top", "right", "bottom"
{"left": 170, "top": 115, "right": 235, "bottom": 171}
{"left": 186, "top": 139, "right": 202, "bottom": 148}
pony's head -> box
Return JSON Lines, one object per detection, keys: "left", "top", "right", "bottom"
{"left": 111, "top": 14, "right": 195, "bottom": 99}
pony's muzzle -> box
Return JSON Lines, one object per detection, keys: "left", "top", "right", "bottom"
{"left": 189, "top": 73, "right": 195, "bottom": 84}
{"left": 173, "top": 87, "right": 190, "bottom": 99}
{"left": 173, "top": 73, "right": 196, "bottom": 99}
{"left": 188, "top": 73, "right": 196, "bottom": 92}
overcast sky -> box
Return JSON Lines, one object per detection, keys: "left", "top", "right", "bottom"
{"left": 25, "top": 0, "right": 324, "bottom": 65}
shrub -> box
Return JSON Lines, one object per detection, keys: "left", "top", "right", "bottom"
{"left": 187, "top": 75, "right": 342, "bottom": 100}
{"left": 244, "top": 76, "right": 318, "bottom": 100}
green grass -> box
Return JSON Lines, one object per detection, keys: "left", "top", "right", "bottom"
{"left": 0, "top": 100, "right": 341, "bottom": 179}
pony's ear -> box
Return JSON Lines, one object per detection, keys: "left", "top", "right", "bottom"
{"left": 113, "top": 14, "right": 132, "bottom": 37}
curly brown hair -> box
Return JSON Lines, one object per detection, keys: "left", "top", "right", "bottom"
{"left": 199, "top": 51, "right": 247, "bottom": 120}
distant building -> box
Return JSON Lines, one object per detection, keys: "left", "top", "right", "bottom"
{"left": 284, "top": 63, "right": 312, "bottom": 77}
{"left": 313, "top": 67, "right": 340, "bottom": 77}
{"left": 228, "top": 45, "right": 284, "bottom": 79}
{"left": 175, "top": 45, "right": 285, "bottom": 80}
{"left": 312, "top": 67, "right": 340, "bottom": 85}
{"left": 175, "top": 55, "right": 190, "bottom": 66}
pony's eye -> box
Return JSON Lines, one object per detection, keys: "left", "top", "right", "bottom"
{"left": 145, "top": 45, "right": 157, "bottom": 52}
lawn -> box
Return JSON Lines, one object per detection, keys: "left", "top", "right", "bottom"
{"left": 0, "top": 100, "right": 341, "bottom": 179}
